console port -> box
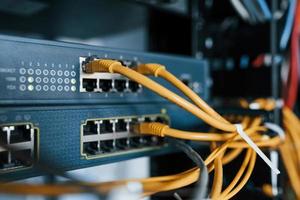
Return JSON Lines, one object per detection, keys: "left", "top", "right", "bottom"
{"left": 83, "top": 141, "right": 99, "bottom": 155}
{"left": 83, "top": 121, "right": 98, "bottom": 135}
{"left": 10, "top": 149, "right": 32, "bottom": 167}
{"left": 82, "top": 78, "right": 97, "bottom": 92}
{"left": 129, "top": 81, "right": 140, "bottom": 92}
{"left": 99, "top": 79, "right": 112, "bottom": 92}
{"left": 0, "top": 151, "right": 9, "bottom": 169}
{"left": 100, "top": 140, "right": 115, "bottom": 152}
{"left": 114, "top": 79, "right": 126, "bottom": 92}
{"left": 10, "top": 125, "right": 31, "bottom": 144}
{"left": 115, "top": 119, "right": 127, "bottom": 132}
{"left": 100, "top": 120, "right": 113, "bottom": 134}
{"left": 116, "top": 138, "right": 129, "bottom": 149}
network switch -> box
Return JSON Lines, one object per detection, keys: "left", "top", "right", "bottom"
{"left": 0, "top": 34, "right": 209, "bottom": 181}
{"left": 0, "top": 104, "right": 201, "bottom": 181}
{"left": 0, "top": 35, "right": 209, "bottom": 106}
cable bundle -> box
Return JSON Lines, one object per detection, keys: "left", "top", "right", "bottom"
{"left": 0, "top": 60, "right": 287, "bottom": 199}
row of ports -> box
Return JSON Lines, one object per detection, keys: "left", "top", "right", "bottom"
{"left": 81, "top": 56, "right": 139, "bottom": 72}
{"left": 81, "top": 114, "right": 169, "bottom": 158}
{"left": 0, "top": 123, "right": 38, "bottom": 172}
{"left": 82, "top": 78, "right": 141, "bottom": 93}
{"left": 83, "top": 136, "right": 163, "bottom": 155}
{"left": 83, "top": 115, "right": 168, "bottom": 136}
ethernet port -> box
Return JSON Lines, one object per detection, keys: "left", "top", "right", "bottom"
{"left": 181, "top": 78, "right": 190, "bottom": 86}
{"left": 129, "top": 136, "right": 144, "bottom": 147}
{"left": 114, "top": 79, "right": 126, "bottom": 92}
{"left": 0, "top": 128, "right": 7, "bottom": 144}
{"left": 82, "top": 79, "right": 97, "bottom": 92}
{"left": 11, "top": 149, "right": 32, "bottom": 167}
{"left": 129, "top": 81, "right": 140, "bottom": 92}
{"left": 129, "top": 118, "right": 138, "bottom": 132}
{"left": 0, "top": 151, "right": 9, "bottom": 168}
{"left": 143, "top": 136, "right": 156, "bottom": 145}
{"left": 100, "top": 120, "right": 113, "bottom": 134}
{"left": 83, "top": 121, "right": 97, "bottom": 135}
{"left": 121, "top": 60, "right": 138, "bottom": 67}
{"left": 83, "top": 141, "right": 99, "bottom": 155}
{"left": 116, "top": 138, "right": 129, "bottom": 149}
{"left": 144, "top": 136, "right": 163, "bottom": 146}
{"left": 100, "top": 140, "right": 115, "bottom": 152}
{"left": 10, "top": 125, "right": 31, "bottom": 144}
{"left": 115, "top": 119, "right": 127, "bottom": 132}
{"left": 144, "top": 117, "right": 152, "bottom": 122}
{"left": 155, "top": 116, "right": 168, "bottom": 124}
{"left": 99, "top": 79, "right": 112, "bottom": 92}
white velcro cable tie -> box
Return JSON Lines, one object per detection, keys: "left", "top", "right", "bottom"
{"left": 234, "top": 124, "right": 280, "bottom": 175}
{"left": 249, "top": 102, "right": 261, "bottom": 110}
{"left": 264, "top": 122, "right": 285, "bottom": 140}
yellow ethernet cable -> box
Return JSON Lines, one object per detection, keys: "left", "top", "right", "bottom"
{"left": 240, "top": 98, "right": 300, "bottom": 198}
{"left": 218, "top": 149, "right": 252, "bottom": 199}
{"left": 85, "top": 59, "right": 237, "bottom": 132}
{"left": 211, "top": 142, "right": 224, "bottom": 199}
{"left": 134, "top": 63, "right": 230, "bottom": 124}
{"left": 133, "top": 121, "right": 267, "bottom": 142}
{"left": 85, "top": 59, "right": 280, "bottom": 176}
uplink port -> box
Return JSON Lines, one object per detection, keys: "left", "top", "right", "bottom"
{"left": 115, "top": 119, "right": 127, "bottom": 132}
{"left": 99, "top": 79, "right": 112, "bottom": 92}
{"left": 10, "top": 125, "right": 31, "bottom": 144}
{"left": 83, "top": 141, "right": 99, "bottom": 155}
{"left": 100, "top": 140, "right": 115, "bottom": 152}
{"left": 10, "top": 149, "right": 32, "bottom": 167}
{"left": 0, "top": 151, "right": 8, "bottom": 169}
{"left": 129, "top": 81, "right": 140, "bottom": 92}
{"left": 82, "top": 78, "right": 97, "bottom": 92}
{"left": 100, "top": 120, "right": 113, "bottom": 134}
{"left": 114, "top": 79, "right": 126, "bottom": 92}
{"left": 83, "top": 121, "right": 98, "bottom": 135}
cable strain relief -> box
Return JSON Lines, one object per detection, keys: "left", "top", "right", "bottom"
{"left": 139, "top": 122, "right": 168, "bottom": 137}
{"left": 136, "top": 63, "right": 165, "bottom": 76}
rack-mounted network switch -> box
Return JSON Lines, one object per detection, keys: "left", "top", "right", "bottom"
{"left": 0, "top": 35, "right": 209, "bottom": 106}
